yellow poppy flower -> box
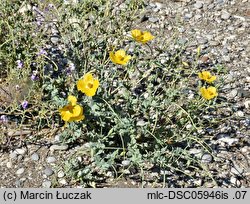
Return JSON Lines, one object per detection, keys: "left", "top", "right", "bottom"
{"left": 198, "top": 71, "right": 216, "bottom": 83}
{"left": 59, "top": 95, "right": 84, "bottom": 122}
{"left": 200, "top": 86, "right": 218, "bottom": 100}
{"left": 109, "top": 49, "right": 131, "bottom": 65}
{"left": 131, "top": 29, "right": 154, "bottom": 44}
{"left": 77, "top": 73, "right": 99, "bottom": 97}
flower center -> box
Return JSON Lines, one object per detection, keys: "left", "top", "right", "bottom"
{"left": 87, "top": 82, "right": 93, "bottom": 89}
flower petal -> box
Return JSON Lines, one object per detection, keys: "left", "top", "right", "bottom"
{"left": 67, "top": 95, "right": 77, "bottom": 105}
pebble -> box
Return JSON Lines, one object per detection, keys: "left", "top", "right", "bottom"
{"left": 16, "top": 168, "right": 25, "bottom": 175}
{"left": 6, "top": 161, "right": 12, "bottom": 168}
{"left": 50, "top": 144, "right": 68, "bottom": 151}
{"left": 9, "top": 152, "right": 17, "bottom": 159}
{"left": 235, "top": 111, "right": 244, "bottom": 117}
{"left": 201, "top": 153, "right": 212, "bottom": 163}
{"left": 15, "top": 180, "right": 23, "bottom": 187}
{"left": 228, "top": 89, "right": 238, "bottom": 98}
{"left": 44, "top": 167, "right": 54, "bottom": 176}
{"left": 122, "top": 160, "right": 131, "bottom": 167}
{"left": 221, "top": 11, "right": 231, "bottom": 20}
{"left": 42, "top": 181, "right": 52, "bottom": 188}
{"left": 50, "top": 36, "right": 59, "bottom": 44}
{"left": 59, "top": 179, "right": 67, "bottom": 185}
{"left": 46, "top": 156, "right": 56, "bottom": 163}
{"left": 148, "top": 17, "right": 158, "bottom": 23}
{"left": 57, "top": 171, "right": 65, "bottom": 178}
{"left": 194, "top": 2, "right": 203, "bottom": 9}
{"left": 218, "top": 137, "right": 238, "bottom": 146}
{"left": 184, "top": 13, "right": 193, "bottom": 19}
{"left": 230, "top": 177, "right": 241, "bottom": 187}
{"left": 31, "top": 153, "right": 40, "bottom": 161}
{"left": 231, "top": 164, "right": 244, "bottom": 176}
{"left": 14, "top": 148, "right": 27, "bottom": 155}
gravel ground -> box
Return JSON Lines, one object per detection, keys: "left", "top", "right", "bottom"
{"left": 0, "top": 0, "right": 250, "bottom": 187}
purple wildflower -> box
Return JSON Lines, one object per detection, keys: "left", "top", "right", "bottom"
{"left": 31, "top": 71, "right": 39, "bottom": 81}
{"left": 37, "top": 49, "right": 47, "bottom": 56}
{"left": 21, "top": 100, "right": 29, "bottom": 109}
{"left": 66, "top": 62, "right": 75, "bottom": 75}
{"left": 0, "top": 115, "right": 8, "bottom": 123}
{"left": 17, "top": 60, "right": 23, "bottom": 69}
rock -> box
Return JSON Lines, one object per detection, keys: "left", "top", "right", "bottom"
{"left": 50, "top": 36, "right": 59, "bottom": 44}
{"left": 42, "top": 181, "right": 52, "bottom": 188}
{"left": 57, "top": 171, "right": 65, "bottom": 178}
{"left": 230, "top": 177, "right": 241, "bottom": 187}
{"left": 31, "top": 153, "right": 40, "bottom": 161}
{"left": 9, "top": 152, "right": 17, "bottom": 159}
{"left": 237, "top": 90, "right": 250, "bottom": 98}
{"left": 148, "top": 17, "right": 158, "bottom": 23}
{"left": 221, "top": 11, "right": 231, "bottom": 20}
{"left": 122, "top": 160, "right": 131, "bottom": 167}
{"left": 6, "top": 161, "right": 12, "bottom": 168}
{"left": 44, "top": 167, "right": 54, "bottom": 176}
{"left": 14, "top": 148, "right": 27, "bottom": 155}
{"left": 209, "top": 41, "right": 220, "bottom": 46}
{"left": 218, "top": 137, "right": 238, "bottom": 146}
{"left": 231, "top": 164, "right": 244, "bottom": 176}
{"left": 50, "top": 144, "right": 68, "bottom": 151}
{"left": 184, "top": 13, "right": 193, "bottom": 19}
{"left": 15, "top": 180, "right": 23, "bottom": 187}
{"left": 194, "top": 2, "right": 203, "bottom": 9}
{"left": 59, "top": 179, "right": 67, "bottom": 185}
{"left": 201, "top": 153, "right": 212, "bottom": 163}
{"left": 16, "top": 168, "right": 25, "bottom": 175}
{"left": 235, "top": 111, "right": 244, "bottom": 117}
{"left": 46, "top": 156, "right": 56, "bottom": 163}
{"left": 228, "top": 89, "right": 238, "bottom": 98}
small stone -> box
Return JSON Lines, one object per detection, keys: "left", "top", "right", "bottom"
{"left": 42, "top": 181, "right": 52, "bottom": 188}
{"left": 209, "top": 41, "right": 220, "bottom": 46}
{"left": 46, "top": 156, "right": 56, "bottom": 163}
{"left": 230, "top": 177, "right": 241, "bottom": 187}
{"left": 221, "top": 11, "right": 231, "bottom": 20}
{"left": 14, "top": 148, "right": 27, "bottom": 155}
{"left": 50, "top": 144, "right": 68, "bottom": 151}
{"left": 44, "top": 167, "right": 54, "bottom": 176}
{"left": 228, "top": 89, "right": 238, "bottom": 98}
{"left": 148, "top": 17, "right": 158, "bottom": 23}
{"left": 6, "top": 161, "right": 12, "bottom": 168}
{"left": 59, "top": 179, "right": 67, "bottom": 185}
{"left": 184, "top": 13, "right": 193, "bottom": 19}
{"left": 231, "top": 164, "right": 244, "bottom": 176}
{"left": 218, "top": 137, "right": 238, "bottom": 146}
{"left": 137, "top": 120, "right": 146, "bottom": 126}
{"left": 15, "top": 180, "right": 23, "bottom": 187}
{"left": 235, "top": 111, "right": 244, "bottom": 117}
{"left": 9, "top": 152, "right": 17, "bottom": 160}
{"left": 51, "top": 36, "right": 59, "bottom": 44}
{"left": 197, "top": 37, "right": 208, "bottom": 44}
{"left": 237, "top": 90, "right": 250, "bottom": 98}
{"left": 201, "top": 153, "right": 212, "bottom": 163}
{"left": 194, "top": 2, "right": 203, "bottom": 9}
{"left": 57, "top": 171, "right": 65, "bottom": 178}
{"left": 31, "top": 153, "right": 39, "bottom": 161}
{"left": 122, "top": 160, "right": 131, "bottom": 167}
{"left": 16, "top": 168, "right": 25, "bottom": 175}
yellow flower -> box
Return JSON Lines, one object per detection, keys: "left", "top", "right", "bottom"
{"left": 200, "top": 86, "right": 218, "bottom": 100}
{"left": 59, "top": 95, "right": 84, "bottom": 122}
{"left": 131, "top": 29, "right": 155, "bottom": 44}
{"left": 109, "top": 49, "right": 131, "bottom": 65}
{"left": 77, "top": 73, "right": 99, "bottom": 97}
{"left": 198, "top": 71, "right": 216, "bottom": 83}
